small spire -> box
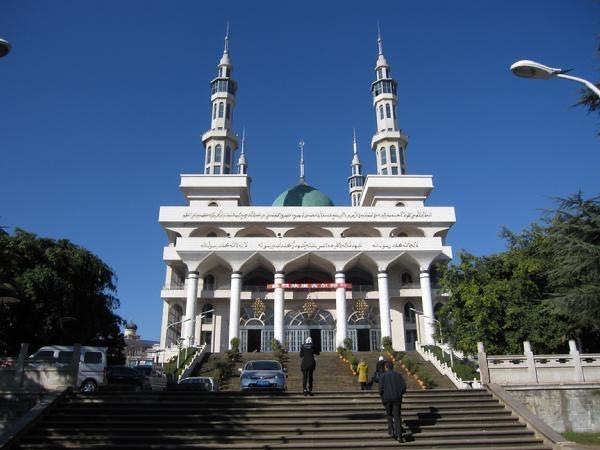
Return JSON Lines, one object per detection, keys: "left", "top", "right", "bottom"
{"left": 224, "top": 22, "right": 230, "bottom": 54}
{"left": 353, "top": 128, "right": 358, "bottom": 155}
{"left": 377, "top": 23, "right": 383, "bottom": 55}
{"left": 241, "top": 127, "right": 246, "bottom": 154}
{"left": 299, "top": 139, "right": 305, "bottom": 183}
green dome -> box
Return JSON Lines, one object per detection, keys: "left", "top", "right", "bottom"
{"left": 272, "top": 183, "right": 334, "bottom": 207}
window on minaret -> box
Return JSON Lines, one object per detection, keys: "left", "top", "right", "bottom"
{"left": 377, "top": 68, "right": 382, "bottom": 80}
{"left": 226, "top": 103, "right": 231, "bottom": 119}
{"left": 225, "top": 147, "right": 231, "bottom": 166}
{"left": 214, "top": 166, "right": 221, "bottom": 175}
{"left": 379, "top": 106, "right": 384, "bottom": 120}
{"left": 207, "top": 147, "right": 212, "bottom": 164}
{"left": 391, "top": 167, "right": 398, "bottom": 175}
{"left": 215, "top": 144, "right": 222, "bottom": 162}
{"left": 218, "top": 102, "right": 224, "bottom": 118}
{"left": 380, "top": 147, "right": 387, "bottom": 165}
{"left": 213, "top": 103, "right": 217, "bottom": 119}
{"left": 382, "top": 168, "right": 388, "bottom": 175}
{"left": 390, "top": 146, "right": 397, "bottom": 163}
{"left": 399, "top": 147, "right": 406, "bottom": 167}
{"left": 225, "top": 68, "right": 230, "bottom": 77}
{"left": 386, "top": 104, "right": 391, "bottom": 118}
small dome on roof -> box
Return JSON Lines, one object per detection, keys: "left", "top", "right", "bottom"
{"left": 272, "top": 183, "right": 334, "bottom": 207}
{"left": 125, "top": 321, "right": 138, "bottom": 331}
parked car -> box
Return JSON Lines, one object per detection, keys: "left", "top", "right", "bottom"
{"left": 133, "top": 365, "right": 167, "bottom": 391}
{"left": 27, "top": 345, "right": 107, "bottom": 393}
{"left": 107, "top": 365, "right": 151, "bottom": 391}
{"left": 239, "top": 360, "right": 287, "bottom": 391}
{"left": 177, "top": 376, "right": 218, "bottom": 391}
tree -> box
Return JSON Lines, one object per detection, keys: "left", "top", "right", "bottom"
{"left": 438, "top": 193, "right": 600, "bottom": 355}
{"left": 541, "top": 192, "right": 600, "bottom": 349}
{"left": 0, "top": 229, "right": 125, "bottom": 362}
{"left": 574, "top": 39, "right": 599, "bottom": 132}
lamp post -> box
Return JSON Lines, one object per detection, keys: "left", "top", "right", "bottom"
{"left": 0, "top": 38, "right": 10, "bottom": 58}
{"left": 510, "top": 60, "right": 600, "bottom": 98}
{"left": 410, "top": 307, "right": 453, "bottom": 368}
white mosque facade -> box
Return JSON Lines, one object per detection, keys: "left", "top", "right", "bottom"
{"left": 158, "top": 31, "right": 455, "bottom": 356}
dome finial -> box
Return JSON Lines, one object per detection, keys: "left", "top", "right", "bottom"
{"left": 241, "top": 127, "right": 246, "bottom": 155}
{"left": 377, "top": 23, "right": 383, "bottom": 56}
{"left": 353, "top": 128, "right": 358, "bottom": 155}
{"left": 299, "top": 139, "right": 306, "bottom": 184}
{"left": 224, "top": 21, "right": 230, "bottom": 54}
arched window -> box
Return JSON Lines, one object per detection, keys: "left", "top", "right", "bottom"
{"left": 204, "top": 275, "right": 215, "bottom": 290}
{"left": 208, "top": 202, "right": 218, "bottom": 207}
{"left": 225, "top": 68, "right": 230, "bottom": 77}
{"left": 404, "top": 302, "right": 416, "bottom": 323}
{"left": 206, "top": 232, "right": 217, "bottom": 237}
{"left": 395, "top": 202, "right": 405, "bottom": 207}
{"left": 377, "top": 68, "right": 382, "bottom": 80}
{"left": 386, "top": 104, "right": 391, "bottom": 118}
{"left": 201, "top": 304, "right": 214, "bottom": 323}
{"left": 379, "top": 105, "right": 384, "bottom": 120}
{"left": 225, "top": 103, "right": 230, "bottom": 119}
{"left": 390, "top": 145, "right": 397, "bottom": 163}
{"left": 396, "top": 232, "right": 408, "bottom": 237}
{"left": 401, "top": 272, "right": 413, "bottom": 285}
{"left": 218, "top": 102, "right": 224, "bottom": 118}
{"left": 206, "top": 147, "right": 212, "bottom": 164}
{"left": 215, "top": 145, "right": 222, "bottom": 162}
{"left": 399, "top": 148, "right": 406, "bottom": 166}
{"left": 380, "top": 147, "right": 387, "bottom": 165}
{"left": 225, "top": 146, "right": 231, "bottom": 166}
{"left": 212, "top": 103, "right": 217, "bottom": 119}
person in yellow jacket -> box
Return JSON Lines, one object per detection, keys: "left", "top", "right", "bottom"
{"left": 357, "top": 359, "right": 369, "bottom": 390}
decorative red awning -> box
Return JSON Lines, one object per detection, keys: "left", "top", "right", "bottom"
{"left": 266, "top": 283, "right": 353, "bottom": 289}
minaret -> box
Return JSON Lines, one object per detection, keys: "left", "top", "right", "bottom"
{"left": 370, "top": 26, "right": 408, "bottom": 175}
{"left": 348, "top": 129, "right": 365, "bottom": 206}
{"left": 237, "top": 127, "right": 248, "bottom": 175}
{"left": 299, "top": 139, "right": 306, "bottom": 184}
{"left": 201, "top": 24, "right": 239, "bottom": 175}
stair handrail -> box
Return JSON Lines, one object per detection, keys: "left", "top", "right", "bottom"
{"left": 415, "top": 341, "right": 481, "bottom": 389}
{"left": 178, "top": 344, "right": 208, "bottom": 381}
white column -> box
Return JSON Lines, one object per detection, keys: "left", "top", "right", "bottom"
{"left": 378, "top": 271, "right": 391, "bottom": 340}
{"left": 419, "top": 269, "right": 435, "bottom": 345}
{"left": 274, "top": 272, "right": 285, "bottom": 345}
{"left": 335, "top": 272, "right": 347, "bottom": 348}
{"left": 228, "top": 271, "right": 242, "bottom": 349}
{"left": 184, "top": 272, "right": 199, "bottom": 345}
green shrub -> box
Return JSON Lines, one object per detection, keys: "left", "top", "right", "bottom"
{"left": 343, "top": 338, "right": 353, "bottom": 350}
{"left": 381, "top": 336, "right": 393, "bottom": 350}
{"left": 422, "top": 345, "right": 480, "bottom": 380}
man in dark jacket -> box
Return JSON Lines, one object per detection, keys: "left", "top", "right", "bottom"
{"left": 300, "top": 337, "right": 319, "bottom": 396}
{"left": 378, "top": 361, "right": 407, "bottom": 442}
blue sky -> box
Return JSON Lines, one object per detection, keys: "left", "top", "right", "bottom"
{"left": 1, "top": 1, "right": 598, "bottom": 341}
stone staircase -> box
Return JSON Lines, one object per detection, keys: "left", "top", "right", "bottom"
{"left": 8, "top": 389, "right": 552, "bottom": 449}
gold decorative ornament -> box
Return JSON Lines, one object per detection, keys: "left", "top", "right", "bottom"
{"left": 302, "top": 296, "right": 318, "bottom": 317}
{"left": 252, "top": 298, "right": 266, "bottom": 317}
{"left": 355, "top": 298, "right": 368, "bottom": 319}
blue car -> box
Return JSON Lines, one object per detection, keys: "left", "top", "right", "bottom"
{"left": 239, "top": 360, "right": 287, "bottom": 391}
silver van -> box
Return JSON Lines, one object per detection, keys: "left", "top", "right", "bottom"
{"left": 28, "top": 345, "right": 107, "bottom": 393}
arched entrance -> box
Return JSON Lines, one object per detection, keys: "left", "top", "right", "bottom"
{"left": 239, "top": 298, "right": 274, "bottom": 352}
{"left": 347, "top": 300, "right": 381, "bottom": 352}
{"left": 284, "top": 302, "right": 336, "bottom": 353}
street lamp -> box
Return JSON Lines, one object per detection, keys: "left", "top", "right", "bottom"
{"left": 0, "top": 38, "right": 10, "bottom": 58}
{"left": 510, "top": 60, "right": 600, "bottom": 98}
{"left": 410, "top": 307, "right": 453, "bottom": 367}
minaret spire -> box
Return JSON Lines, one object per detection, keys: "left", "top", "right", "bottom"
{"left": 348, "top": 130, "right": 365, "bottom": 206}
{"left": 237, "top": 127, "right": 248, "bottom": 175}
{"left": 299, "top": 139, "right": 306, "bottom": 184}
{"left": 370, "top": 27, "right": 408, "bottom": 176}
{"left": 202, "top": 25, "right": 238, "bottom": 175}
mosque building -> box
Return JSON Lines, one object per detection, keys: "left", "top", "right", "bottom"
{"left": 158, "top": 29, "right": 455, "bottom": 356}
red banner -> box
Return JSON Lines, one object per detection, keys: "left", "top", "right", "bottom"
{"left": 266, "top": 283, "right": 353, "bottom": 289}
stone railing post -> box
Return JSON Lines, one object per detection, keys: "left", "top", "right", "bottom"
{"left": 569, "top": 339, "right": 584, "bottom": 382}
{"left": 477, "top": 342, "right": 489, "bottom": 384}
{"left": 523, "top": 341, "right": 538, "bottom": 383}
{"left": 13, "top": 343, "right": 29, "bottom": 387}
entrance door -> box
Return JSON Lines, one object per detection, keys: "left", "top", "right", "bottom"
{"left": 348, "top": 329, "right": 358, "bottom": 352}
{"left": 310, "top": 329, "right": 322, "bottom": 353}
{"left": 247, "top": 330, "right": 261, "bottom": 352}
{"left": 356, "top": 329, "right": 370, "bottom": 351}
{"left": 321, "top": 330, "right": 335, "bottom": 352}
{"left": 240, "top": 329, "right": 248, "bottom": 352}
{"left": 261, "top": 330, "right": 274, "bottom": 352}
{"left": 405, "top": 330, "right": 417, "bottom": 351}
{"left": 286, "top": 329, "right": 310, "bottom": 352}
{"left": 369, "top": 329, "right": 381, "bottom": 351}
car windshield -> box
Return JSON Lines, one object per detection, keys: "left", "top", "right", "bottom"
{"left": 245, "top": 361, "right": 281, "bottom": 371}
{"left": 181, "top": 378, "right": 210, "bottom": 384}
